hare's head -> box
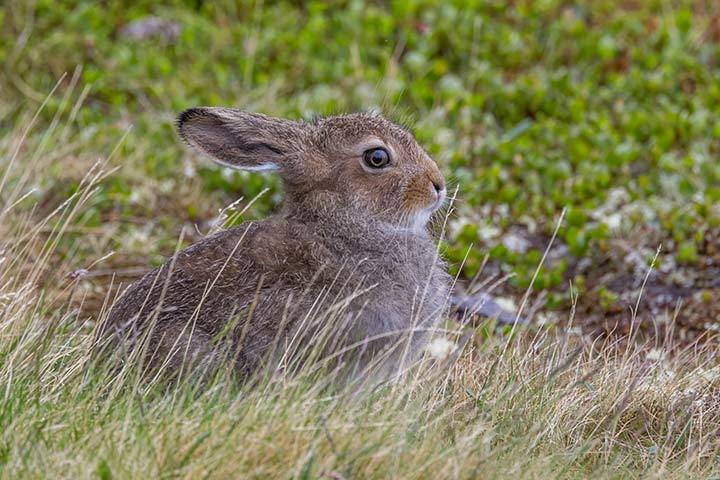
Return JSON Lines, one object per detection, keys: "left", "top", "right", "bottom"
{"left": 178, "top": 108, "right": 446, "bottom": 232}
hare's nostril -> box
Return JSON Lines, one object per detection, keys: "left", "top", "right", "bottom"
{"left": 432, "top": 179, "right": 445, "bottom": 194}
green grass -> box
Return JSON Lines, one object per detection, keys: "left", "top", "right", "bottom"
{"left": 2, "top": 1, "right": 720, "bottom": 477}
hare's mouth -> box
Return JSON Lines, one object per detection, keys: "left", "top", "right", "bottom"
{"left": 431, "top": 187, "right": 447, "bottom": 211}
{"left": 423, "top": 187, "right": 447, "bottom": 216}
{"left": 395, "top": 187, "right": 447, "bottom": 233}
{"left": 407, "top": 196, "right": 446, "bottom": 232}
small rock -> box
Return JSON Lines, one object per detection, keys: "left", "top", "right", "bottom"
{"left": 426, "top": 337, "right": 457, "bottom": 360}
{"left": 502, "top": 231, "right": 530, "bottom": 254}
{"left": 120, "top": 16, "right": 181, "bottom": 43}
{"left": 67, "top": 269, "right": 89, "bottom": 280}
{"left": 645, "top": 348, "right": 665, "bottom": 362}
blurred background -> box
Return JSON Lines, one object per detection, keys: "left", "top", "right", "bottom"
{"left": 2, "top": 0, "right": 720, "bottom": 342}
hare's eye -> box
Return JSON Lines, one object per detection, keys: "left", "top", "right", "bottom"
{"left": 362, "top": 148, "right": 390, "bottom": 169}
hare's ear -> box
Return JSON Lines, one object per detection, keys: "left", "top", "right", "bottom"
{"left": 177, "top": 107, "right": 308, "bottom": 172}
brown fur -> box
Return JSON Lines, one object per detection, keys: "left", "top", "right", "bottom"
{"left": 102, "top": 109, "right": 450, "bottom": 380}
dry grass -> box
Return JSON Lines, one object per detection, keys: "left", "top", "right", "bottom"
{"left": 2, "top": 89, "right": 720, "bottom": 480}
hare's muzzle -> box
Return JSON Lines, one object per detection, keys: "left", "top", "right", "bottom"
{"left": 427, "top": 173, "right": 446, "bottom": 211}
{"left": 431, "top": 184, "right": 447, "bottom": 211}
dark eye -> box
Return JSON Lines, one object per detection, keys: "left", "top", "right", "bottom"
{"left": 362, "top": 148, "right": 390, "bottom": 169}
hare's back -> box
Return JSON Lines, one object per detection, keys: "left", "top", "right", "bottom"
{"left": 103, "top": 224, "right": 258, "bottom": 334}
{"left": 103, "top": 219, "right": 331, "bottom": 338}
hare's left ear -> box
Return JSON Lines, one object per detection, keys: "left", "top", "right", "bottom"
{"left": 177, "top": 107, "right": 308, "bottom": 173}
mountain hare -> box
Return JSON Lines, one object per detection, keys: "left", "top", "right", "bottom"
{"left": 102, "top": 108, "right": 450, "bottom": 381}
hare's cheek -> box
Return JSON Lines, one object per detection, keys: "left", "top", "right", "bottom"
{"left": 404, "top": 175, "right": 436, "bottom": 211}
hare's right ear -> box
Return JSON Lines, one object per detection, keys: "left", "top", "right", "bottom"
{"left": 177, "top": 107, "right": 308, "bottom": 173}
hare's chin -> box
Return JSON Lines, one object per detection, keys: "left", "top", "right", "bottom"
{"left": 408, "top": 209, "right": 433, "bottom": 233}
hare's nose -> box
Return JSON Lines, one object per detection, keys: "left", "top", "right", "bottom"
{"left": 432, "top": 179, "right": 445, "bottom": 194}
